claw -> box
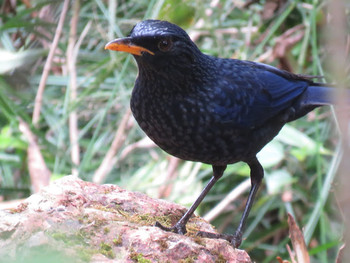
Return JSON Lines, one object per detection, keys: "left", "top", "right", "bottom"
{"left": 196, "top": 229, "right": 243, "bottom": 248}
{"left": 155, "top": 221, "right": 187, "bottom": 235}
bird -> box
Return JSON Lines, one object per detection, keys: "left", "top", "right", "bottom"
{"left": 105, "top": 19, "right": 336, "bottom": 248}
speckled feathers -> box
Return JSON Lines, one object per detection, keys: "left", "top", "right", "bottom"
{"left": 106, "top": 20, "right": 335, "bottom": 247}
{"left": 124, "top": 20, "right": 332, "bottom": 165}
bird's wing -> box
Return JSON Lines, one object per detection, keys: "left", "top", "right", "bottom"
{"left": 212, "top": 61, "right": 309, "bottom": 128}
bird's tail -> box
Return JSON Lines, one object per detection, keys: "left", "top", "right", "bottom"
{"left": 302, "top": 84, "right": 350, "bottom": 105}
{"left": 292, "top": 85, "right": 348, "bottom": 122}
{"left": 301, "top": 85, "right": 335, "bottom": 106}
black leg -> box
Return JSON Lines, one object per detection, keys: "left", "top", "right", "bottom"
{"left": 155, "top": 165, "right": 227, "bottom": 235}
{"left": 197, "top": 157, "right": 264, "bottom": 248}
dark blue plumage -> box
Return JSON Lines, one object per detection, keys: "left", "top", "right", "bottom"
{"left": 105, "top": 20, "right": 335, "bottom": 247}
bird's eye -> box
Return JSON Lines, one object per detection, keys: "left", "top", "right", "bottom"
{"left": 158, "top": 38, "right": 173, "bottom": 52}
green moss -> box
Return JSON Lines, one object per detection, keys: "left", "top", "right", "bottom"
{"left": 77, "top": 214, "right": 89, "bottom": 224}
{"left": 87, "top": 203, "right": 186, "bottom": 232}
{"left": 99, "top": 242, "right": 115, "bottom": 259}
{"left": 215, "top": 254, "right": 227, "bottom": 263}
{"left": 78, "top": 212, "right": 108, "bottom": 230}
{"left": 92, "top": 203, "right": 116, "bottom": 213}
{"left": 51, "top": 231, "right": 87, "bottom": 246}
{"left": 77, "top": 249, "right": 95, "bottom": 262}
{"left": 179, "top": 256, "right": 197, "bottom": 263}
{"left": 51, "top": 232, "right": 67, "bottom": 241}
{"left": 93, "top": 218, "right": 108, "bottom": 228}
{"left": 129, "top": 250, "right": 152, "bottom": 263}
{"left": 49, "top": 231, "right": 95, "bottom": 261}
{"left": 114, "top": 205, "right": 129, "bottom": 217}
{"left": 112, "top": 235, "right": 123, "bottom": 246}
{"left": 129, "top": 213, "right": 175, "bottom": 227}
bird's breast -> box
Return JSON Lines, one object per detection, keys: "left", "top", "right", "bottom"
{"left": 130, "top": 84, "right": 247, "bottom": 165}
{"left": 131, "top": 87, "right": 206, "bottom": 145}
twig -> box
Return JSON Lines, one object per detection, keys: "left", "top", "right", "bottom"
{"left": 19, "top": 119, "right": 51, "bottom": 193}
{"left": 67, "top": 0, "right": 80, "bottom": 176}
{"left": 286, "top": 244, "right": 297, "bottom": 263}
{"left": 336, "top": 244, "right": 346, "bottom": 263}
{"left": 119, "top": 136, "right": 156, "bottom": 160}
{"left": 93, "top": 109, "right": 132, "bottom": 184}
{"left": 32, "top": 0, "right": 70, "bottom": 126}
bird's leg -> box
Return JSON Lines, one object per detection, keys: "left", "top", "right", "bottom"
{"left": 197, "top": 157, "right": 264, "bottom": 248}
{"left": 155, "top": 165, "right": 227, "bottom": 235}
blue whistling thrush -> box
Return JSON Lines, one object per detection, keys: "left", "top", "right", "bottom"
{"left": 105, "top": 20, "right": 336, "bottom": 248}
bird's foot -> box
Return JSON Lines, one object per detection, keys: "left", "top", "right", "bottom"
{"left": 196, "top": 229, "right": 243, "bottom": 248}
{"left": 155, "top": 221, "right": 187, "bottom": 235}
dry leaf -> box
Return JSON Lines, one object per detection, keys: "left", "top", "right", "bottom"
{"left": 288, "top": 213, "right": 310, "bottom": 263}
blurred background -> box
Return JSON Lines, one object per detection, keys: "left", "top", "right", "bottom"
{"left": 0, "top": 0, "right": 349, "bottom": 261}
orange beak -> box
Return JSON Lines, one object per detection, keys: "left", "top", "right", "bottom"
{"left": 104, "top": 37, "right": 154, "bottom": 56}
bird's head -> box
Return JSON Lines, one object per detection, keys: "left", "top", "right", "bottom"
{"left": 105, "top": 20, "right": 208, "bottom": 81}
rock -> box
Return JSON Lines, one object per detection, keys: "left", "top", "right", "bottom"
{"left": 0, "top": 175, "right": 251, "bottom": 263}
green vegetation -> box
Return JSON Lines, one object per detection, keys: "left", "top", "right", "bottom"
{"left": 0, "top": 0, "right": 348, "bottom": 262}
{"left": 129, "top": 248, "right": 152, "bottom": 263}
{"left": 99, "top": 242, "right": 115, "bottom": 259}
{"left": 112, "top": 235, "right": 123, "bottom": 246}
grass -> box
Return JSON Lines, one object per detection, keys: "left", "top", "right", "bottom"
{"left": 0, "top": 0, "right": 349, "bottom": 261}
